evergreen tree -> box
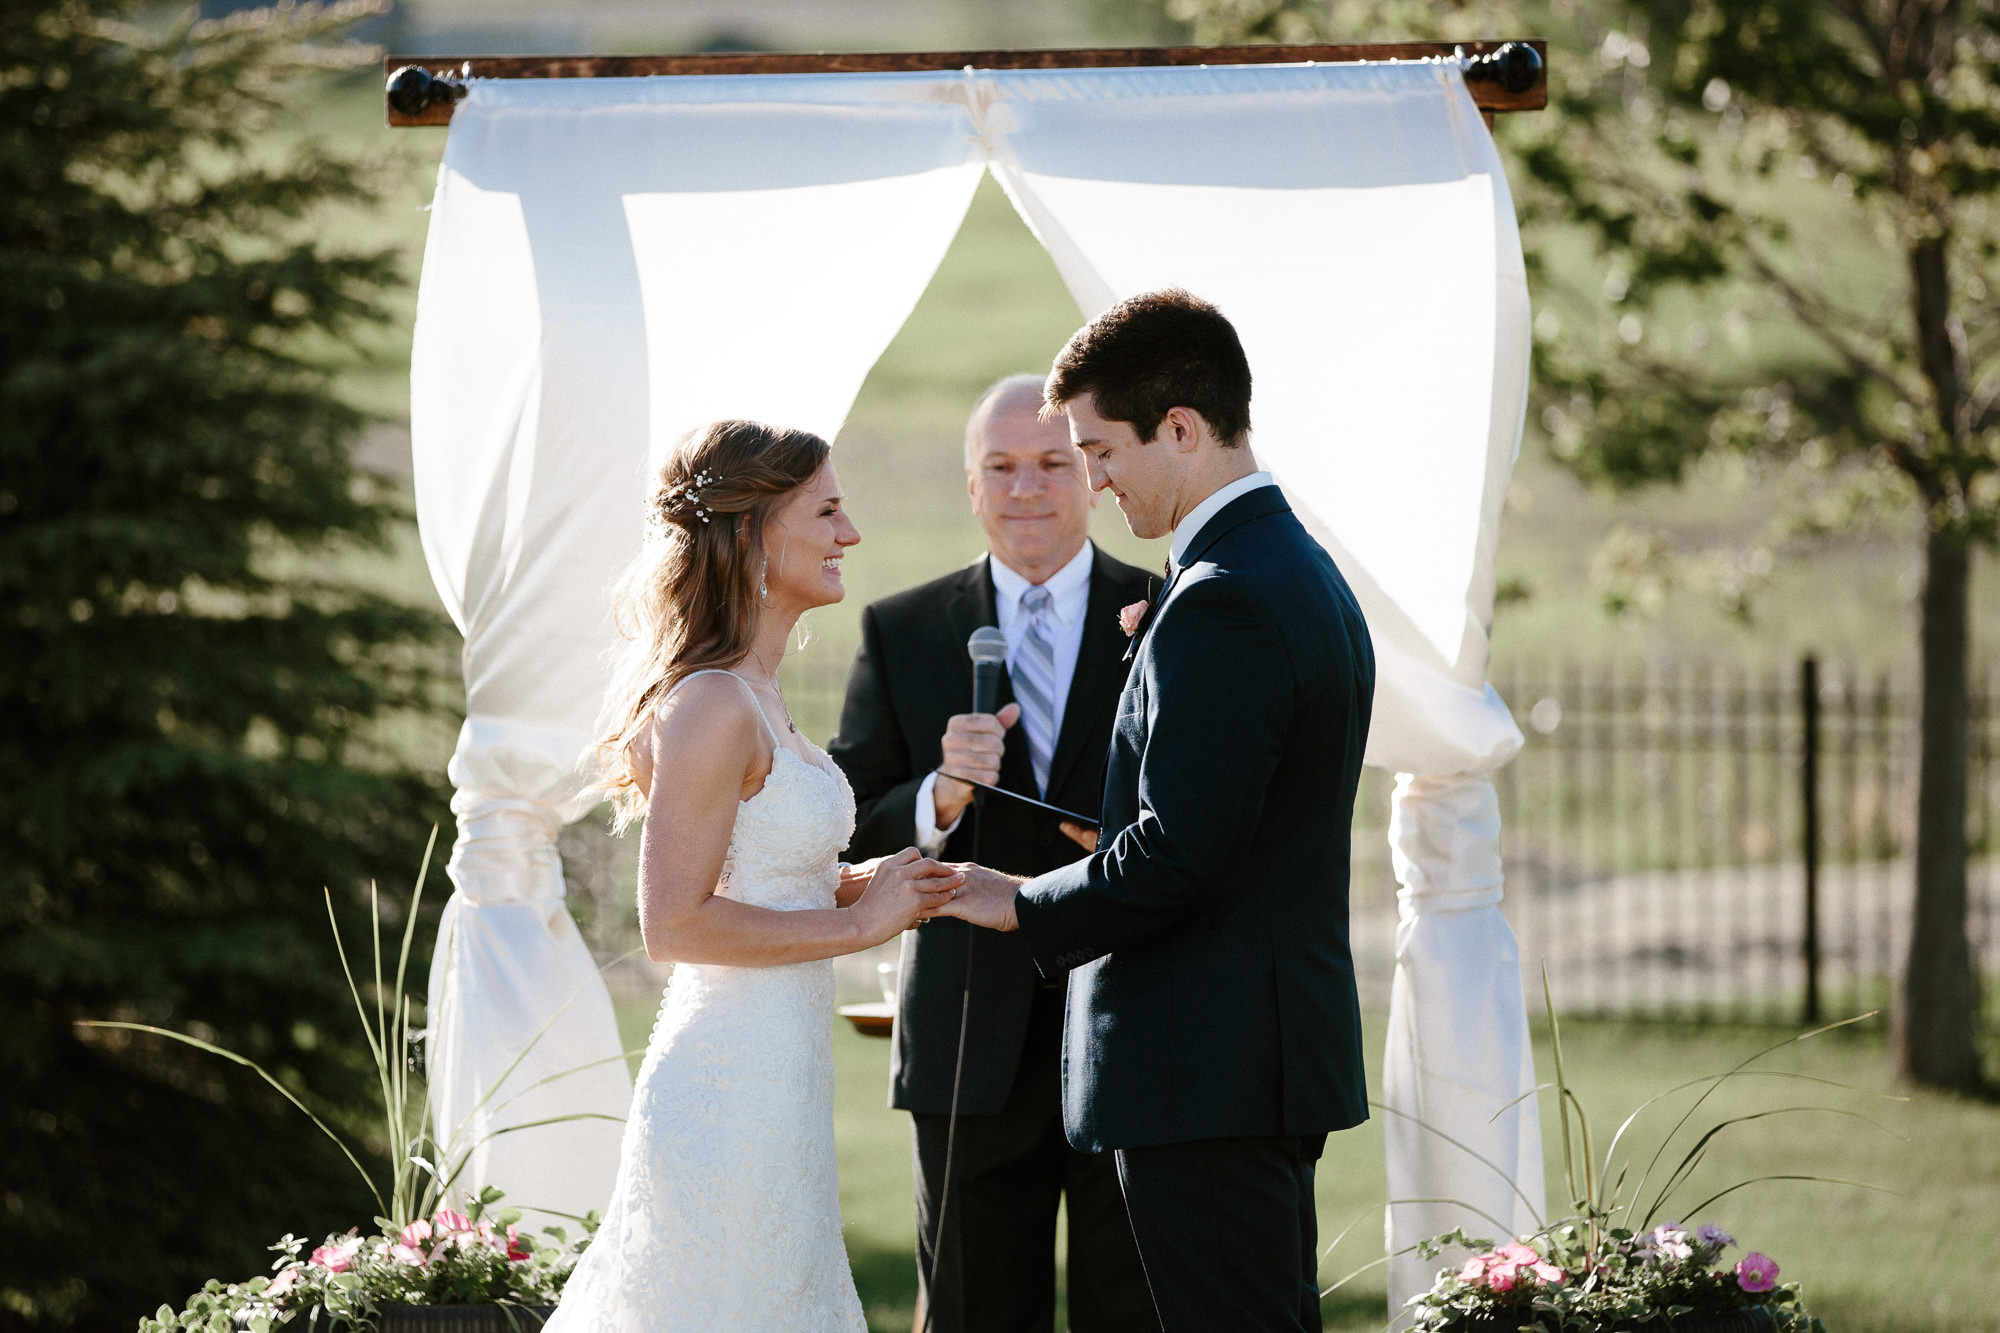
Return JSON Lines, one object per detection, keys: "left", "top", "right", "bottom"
{"left": 0, "top": 2, "right": 448, "bottom": 1326}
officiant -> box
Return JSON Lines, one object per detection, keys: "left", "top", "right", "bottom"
{"left": 830, "top": 376, "right": 1158, "bottom": 1333}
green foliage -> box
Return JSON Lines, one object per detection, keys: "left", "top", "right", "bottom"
{"left": 1520, "top": 0, "right": 2000, "bottom": 557}
{"left": 135, "top": 1190, "right": 596, "bottom": 1333}
{"left": 1393, "top": 983, "right": 1874, "bottom": 1332}
{"left": 0, "top": 1, "right": 449, "bottom": 1326}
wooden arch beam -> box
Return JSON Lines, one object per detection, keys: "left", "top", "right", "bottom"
{"left": 383, "top": 40, "right": 1548, "bottom": 128}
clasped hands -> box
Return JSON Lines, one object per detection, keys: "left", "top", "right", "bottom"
{"left": 839, "top": 851, "right": 1023, "bottom": 935}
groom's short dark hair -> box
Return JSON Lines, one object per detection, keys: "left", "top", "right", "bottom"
{"left": 1043, "top": 289, "right": 1252, "bottom": 448}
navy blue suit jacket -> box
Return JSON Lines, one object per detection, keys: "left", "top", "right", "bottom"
{"left": 1013, "top": 486, "right": 1375, "bottom": 1152}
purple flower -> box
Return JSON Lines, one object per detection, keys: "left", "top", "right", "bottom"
{"left": 1698, "top": 1225, "right": 1736, "bottom": 1248}
{"left": 1736, "top": 1253, "right": 1780, "bottom": 1292}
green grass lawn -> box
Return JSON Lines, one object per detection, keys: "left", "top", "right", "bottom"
{"left": 611, "top": 995, "right": 2000, "bottom": 1333}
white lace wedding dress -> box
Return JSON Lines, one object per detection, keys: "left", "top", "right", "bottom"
{"left": 546, "top": 671, "right": 868, "bottom": 1333}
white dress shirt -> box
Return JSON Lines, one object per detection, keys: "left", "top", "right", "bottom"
{"left": 1169, "top": 470, "right": 1276, "bottom": 573}
{"left": 914, "top": 541, "right": 1097, "bottom": 853}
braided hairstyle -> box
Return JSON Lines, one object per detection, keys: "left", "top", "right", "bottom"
{"left": 597, "top": 419, "right": 830, "bottom": 827}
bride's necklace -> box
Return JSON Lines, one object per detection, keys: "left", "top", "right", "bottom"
{"left": 743, "top": 655, "right": 798, "bottom": 734}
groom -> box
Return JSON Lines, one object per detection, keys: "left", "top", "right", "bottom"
{"left": 936, "top": 289, "right": 1375, "bottom": 1332}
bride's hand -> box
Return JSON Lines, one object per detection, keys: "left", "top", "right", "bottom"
{"left": 850, "top": 848, "right": 964, "bottom": 945}
{"left": 835, "top": 856, "right": 887, "bottom": 908}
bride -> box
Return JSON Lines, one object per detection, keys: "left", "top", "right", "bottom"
{"left": 549, "top": 419, "right": 963, "bottom": 1332}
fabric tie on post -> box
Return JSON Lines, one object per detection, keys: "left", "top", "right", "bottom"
{"left": 1012, "top": 585, "right": 1058, "bottom": 794}
{"left": 423, "top": 730, "right": 631, "bottom": 1229}
{"left": 1382, "top": 772, "right": 1545, "bottom": 1315}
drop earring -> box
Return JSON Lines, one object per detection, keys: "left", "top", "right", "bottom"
{"left": 759, "top": 555, "right": 769, "bottom": 601}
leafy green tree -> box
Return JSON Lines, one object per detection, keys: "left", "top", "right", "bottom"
{"left": 1155, "top": 0, "right": 1993, "bottom": 1089}
{"left": 1516, "top": 0, "right": 1997, "bottom": 1090}
{"left": 0, "top": 2, "right": 448, "bottom": 1326}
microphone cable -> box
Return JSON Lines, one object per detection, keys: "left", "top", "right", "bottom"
{"left": 917, "top": 624, "right": 1006, "bottom": 1333}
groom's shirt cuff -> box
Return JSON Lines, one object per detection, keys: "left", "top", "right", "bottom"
{"left": 912, "top": 771, "right": 961, "bottom": 857}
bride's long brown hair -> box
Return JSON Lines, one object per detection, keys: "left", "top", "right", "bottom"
{"left": 597, "top": 419, "right": 831, "bottom": 829}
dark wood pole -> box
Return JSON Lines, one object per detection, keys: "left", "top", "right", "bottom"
{"left": 382, "top": 40, "right": 1547, "bottom": 127}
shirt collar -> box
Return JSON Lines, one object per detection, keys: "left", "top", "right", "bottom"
{"left": 1170, "top": 471, "right": 1275, "bottom": 571}
{"left": 990, "top": 540, "right": 1094, "bottom": 626}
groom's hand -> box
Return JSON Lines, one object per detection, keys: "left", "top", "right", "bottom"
{"left": 928, "top": 864, "right": 1025, "bottom": 932}
{"left": 933, "top": 702, "right": 1022, "bottom": 828}
{"left": 1058, "top": 821, "right": 1098, "bottom": 853}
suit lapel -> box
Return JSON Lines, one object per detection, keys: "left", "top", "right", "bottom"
{"left": 943, "top": 557, "right": 993, "bottom": 679}
{"left": 1124, "top": 486, "right": 1290, "bottom": 662}
{"left": 1045, "top": 550, "right": 1136, "bottom": 798}
{"left": 1175, "top": 485, "right": 1290, "bottom": 570}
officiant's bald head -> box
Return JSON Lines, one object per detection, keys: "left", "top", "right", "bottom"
{"left": 964, "top": 373, "right": 1094, "bottom": 585}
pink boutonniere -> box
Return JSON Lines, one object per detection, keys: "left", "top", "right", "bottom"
{"left": 1119, "top": 600, "right": 1149, "bottom": 637}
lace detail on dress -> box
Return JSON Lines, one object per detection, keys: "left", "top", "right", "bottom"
{"left": 545, "top": 673, "right": 865, "bottom": 1333}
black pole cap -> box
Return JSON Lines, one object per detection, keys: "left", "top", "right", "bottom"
{"left": 387, "top": 64, "right": 469, "bottom": 117}
{"left": 1459, "top": 41, "right": 1543, "bottom": 96}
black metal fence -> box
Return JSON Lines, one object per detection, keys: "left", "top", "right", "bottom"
{"left": 784, "top": 654, "right": 2000, "bottom": 1027}
{"left": 1349, "top": 659, "right": 2000, "bottom": 1026}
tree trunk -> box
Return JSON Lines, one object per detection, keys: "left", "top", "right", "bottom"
{"left": 1894, "top": 520, "right": 1981, "bottom": 1089}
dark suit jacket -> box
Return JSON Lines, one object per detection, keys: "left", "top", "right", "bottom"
{"left": 1013, "top": 488, "right": 1376, "bottom": 1153}
{"left": 830, "top": 545, "right": 1156, "bottom": 1115}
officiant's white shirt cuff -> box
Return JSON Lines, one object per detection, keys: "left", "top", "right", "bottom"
{"left": 914, "top": 770, "right": 961, "bottom": 856}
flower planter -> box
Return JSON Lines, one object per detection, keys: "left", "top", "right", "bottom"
{"left": 1461, "top": 1305, "right": 1775, "bottom": 1333}
{"left": 375, "top": 1306, "right": 556, "bottom": 1333}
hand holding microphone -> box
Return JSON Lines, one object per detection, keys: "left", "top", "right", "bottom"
{"left": 932, "top": 627, "right": 1018, "bottom": 831}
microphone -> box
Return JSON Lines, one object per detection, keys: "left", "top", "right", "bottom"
{"left": 968, "top": 625, "right": 1008, "bottom": 716}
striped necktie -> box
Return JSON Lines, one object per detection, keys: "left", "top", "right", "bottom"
{"left": 1012, "top": 585, "right": 1059, "bottom": 795}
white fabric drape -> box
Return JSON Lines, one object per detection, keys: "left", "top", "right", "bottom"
{"left": 411, "top": 76, "right": 985, "bottom": 1222}
{"left": 411, "top": 63, "right": 1541, "bottom": 1299}
{"left": 1384, "top": 774, "right": 1545, "bottom": 1308}
{"left": 976, "top": 64, "right": 1543, "bottom": 1312}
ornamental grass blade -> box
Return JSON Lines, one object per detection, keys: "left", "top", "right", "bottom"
{"left": 481, "top": 1047, "right": 652, "bottom": 1121}
{"left": 434, "top": 1112, "right": 629, "bottom": 1200}
{"left": 1641, "top": 1105, "right": 1899, "bottom": 1228}
{"left": 1386, "top": 1196, "right": 1516, "bottom": 1238}
{"left": 1621, "top": 1011, "right": 1881, "bottom": 1229}
{"left": 437, "top": 947, "right": 648, "bottom": 1168}
{"left": 78, "top": 1020, "right": 384, "bottom": 1214}
{"left": 1542, "top": 967, "right": 1581, "bottom": 1214}
{"left": 1676, "top": 1173, "right": 1892, "bottom": 1223}
{"left": 1601, "top": 1066, "right": 1891, "bottom": 1190}
{"left": 1370, "top": 1103, "right": 1545, "bottom": 1229}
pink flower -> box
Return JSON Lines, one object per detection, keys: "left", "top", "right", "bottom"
{"left": 433, "top": 1209, "right": 473, "bottom": 1233}
{"left": 1484, "top": 1262, "right": 1518, "bottom": 1292}
{"left": 505, "top": 1225, "right": 530, "bottom": 1263}
{"left": 308, "top": 1236, "right": 361, "bottom": 1273}
{"left": 397, "top": 1218, "right": 433, "bottom": 1249}
{"left": 1736, "top": 1253, "right": 1779, "bottom": 1292}
{"left": 1496, "top": 1242, "right": 1541, "bottom": 1266}
{"left": 1646, "top": 1223, "right": 1694, "bottom": 1261}
{"left": 266, "top": 1265, "right": 301, "bottom": 1298}
{"left": 1698, "top": 1224, "right": 1736, "bottom": 1248}
{"left": 1457, "top": 1258, "right": 1486, "bottom": 1285}
{"left": 1119, "top": 600, "right": 1149, "bottom": 636}
{"left": 1530, "top": 1260, "right": 1566, "bottom": 1285}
